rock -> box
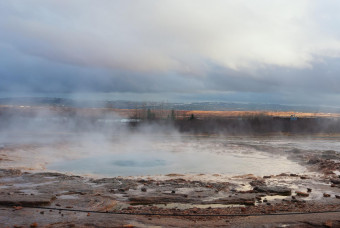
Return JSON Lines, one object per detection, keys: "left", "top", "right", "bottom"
{"left": 129, "top": 195, "right": 191, "bottom": 205}
{"left": 324, "top": 220, "right": 332, "bottom": 228}
{"left": 322, "top": 150, "right": 338, "bottom": 159}
{"left": 323, "top": 193, "right": 331, "bottom": 197}
{"left": 30, "top": 222, "right": 38, "bottom": 228}
{"left": 307, "top": 158, "right": 320, "bottom": 164}
{"left": 244, "top": 201, "right": 255, "bottom": 205}
{"left": 0, "top": 169, "right": 21, "bottom": 177}
{"left": 249, "top": 179, "right": 266, "bottom": 186}
{"left": 307, "top": 188, "right": 312, "bottom": 192}
{"left": 253, "top": 186, "right": 291, "bottom": 196}
{"left": 325, "top": 171, "right": 335, "bottom": 175}
{"left": 0, "top": 194, "right": 53, "bottom": 206}
{"left": 295, "top": 191, "right": 309, "bottom": 197}
{"left": 213, "top": 194, "right": 255, "bottom": 205}
{"left": 171, "top": 190, "right": 176, "bottom": 194}
{"left": 13, "top": 206, "right": 23, "bottom": 210}
{"left": 238, "top": 190, "right": 255, "bottom": 193}
{"left": 330, "top": 178, "right": 340, "bottom": 184}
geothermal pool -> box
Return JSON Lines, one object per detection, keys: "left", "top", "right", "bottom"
{"left": 47, "top": 135, "right": 312, "bottom": 176}
{"left": 3, "top": 134, "right": 340, "bottom": 177}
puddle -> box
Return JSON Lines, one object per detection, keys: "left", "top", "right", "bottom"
{"left": 256, "top": 195, "right": 289, "bottom": 205}
{"left": 58, "top": 194, "right": 79, "bottom": 200}
{"left": 146, "top": 203, "right": 245, "bottom": 210}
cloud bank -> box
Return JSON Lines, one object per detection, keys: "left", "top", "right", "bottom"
{"left": 1, "top": 0, "right": 340, "bottom": 104}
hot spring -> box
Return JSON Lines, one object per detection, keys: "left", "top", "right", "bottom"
{"left": 46, "top": 135, "right": 313, "bottom": 176}
{"left": 3, "top": 132, "right": 340, "bottom": 177}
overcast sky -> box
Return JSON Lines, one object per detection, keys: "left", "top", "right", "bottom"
{"left": 1, "top": 0, "right": 340, "bottom": 105}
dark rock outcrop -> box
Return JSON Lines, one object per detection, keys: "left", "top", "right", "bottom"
{"left": 253, "top": 186, "right": 291, "bottom": 196}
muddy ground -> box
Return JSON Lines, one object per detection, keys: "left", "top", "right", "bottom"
{"left": 0, "top": 145, "right": 340, "bottom": 227}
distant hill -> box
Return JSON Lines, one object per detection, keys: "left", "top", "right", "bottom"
{"left": 0, "top": 97, "right": 339, "bottom": 113}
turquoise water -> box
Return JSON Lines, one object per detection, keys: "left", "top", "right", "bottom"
{"left": 48, "top": 136, "right": 308, "bottom": 176}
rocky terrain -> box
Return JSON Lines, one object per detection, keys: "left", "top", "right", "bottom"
{"left": 0, "top": 146, "right": 340, "bottom": 227}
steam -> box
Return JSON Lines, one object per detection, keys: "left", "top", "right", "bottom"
{"left": 0, "top": 103, "right": 339, "bottom": 176}
{"left": 0, "top": 104, "right": 182, "bottom": 172}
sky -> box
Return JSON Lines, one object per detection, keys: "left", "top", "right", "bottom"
{"left": 1, "top": 0, "right": 340, "bottom": 106}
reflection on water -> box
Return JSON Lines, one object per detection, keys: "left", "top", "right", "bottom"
{"left": 112, "top": 159, "right": 166, "bottom": 167}
{"left": 48, "top": 136, "right": 307, "bottom": 176}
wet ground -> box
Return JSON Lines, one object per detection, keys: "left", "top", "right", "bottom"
{"left": 0, "top": 135, "right": 340, "bottom": 227}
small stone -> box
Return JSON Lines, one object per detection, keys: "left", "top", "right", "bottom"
{"left": 323, "top": 193, "right": 331, "bottom": 197}
{"left": 244, "top": 201, "right": 255, "bottom": 205}
{"left": 330, "top": 178, "right": 340, "bottom": 184}
{"left": 30, "top": 222, "right": 38, "bottom": 228}
{"left": 171, "top": 190, "right": 176, "bottom": 194}
{"left": 335, "top": 195, "right": 340, "bottom": 199}
{"left": 307, "top": 188, "right": 312, "bottom": 192}
{"left": 141, "top": 187, "right": 147, "bottom": 192}
{"left": 324, "top": 220, "right": 332, "bottom": 228}
{"left": 295, "top": 191, "right": 309, "bottom": 197}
